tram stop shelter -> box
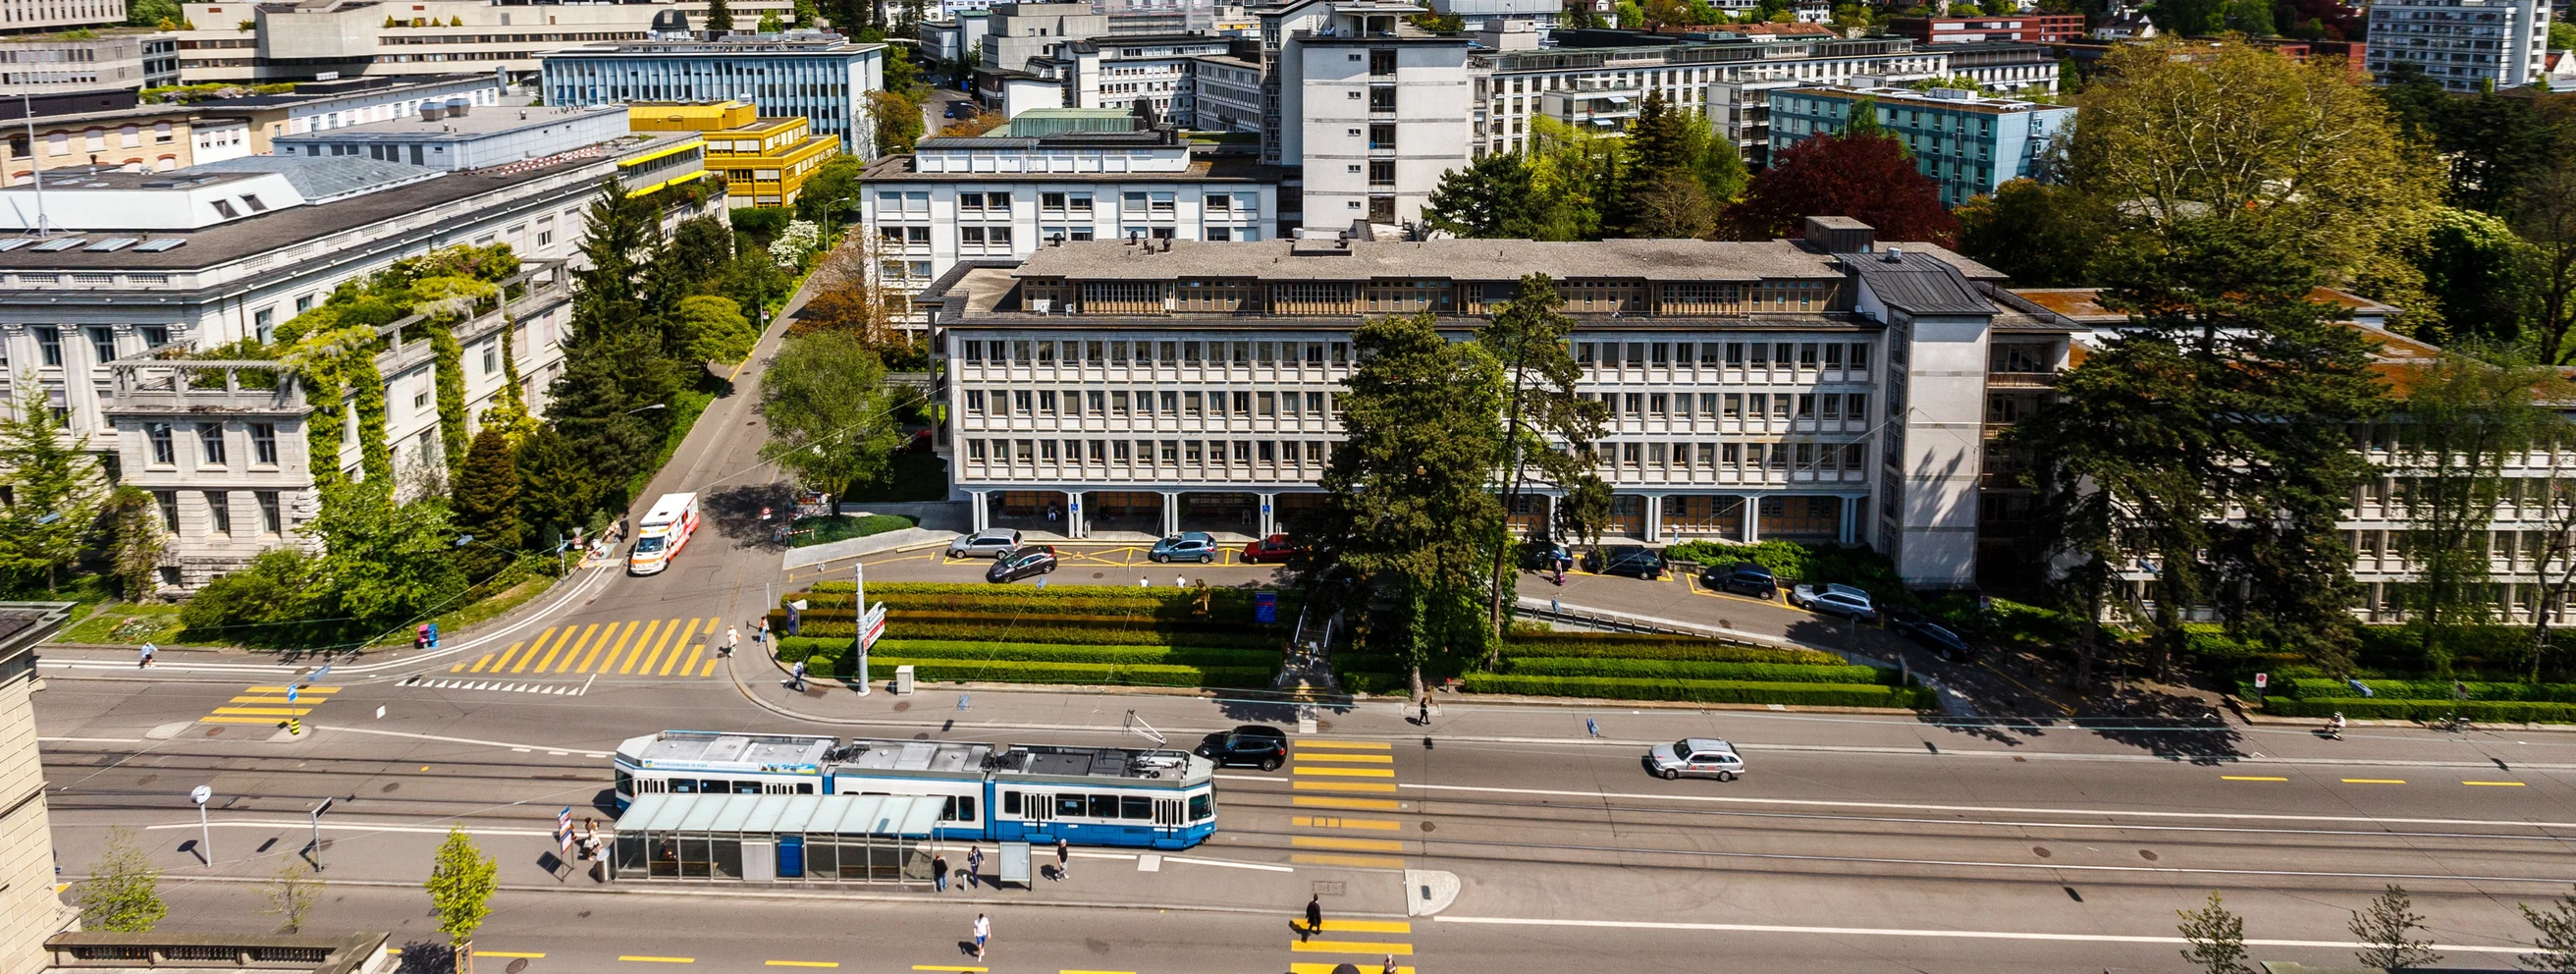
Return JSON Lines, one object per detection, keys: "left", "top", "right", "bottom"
{"left": 612, "top": 792, "right": 944, "bottom": 884}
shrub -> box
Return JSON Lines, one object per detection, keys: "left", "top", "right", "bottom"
{"left": 1462, "top": 674, "right": 1933, "bottom": 708}
{"left": 853, "top": 638, "right": 1274, "bottom": 668}
{"left": 1658, "top": 540, "right": 1907, "bottom": 602}
{"left": 786, "top": 514, "right": 917, "bottom": 548}
{"left": 1501, "top": 656, "right": 1893, "bottom": 684}
{"left": 794, "top": 581, "right": 1300, "bottom": 619}
{"left": 873, "top": 658, "right": 1273, "bottom": 688}
{"left": 2260, "top": 696, "right": 2576, "bottom": 724}
{"left": 1501, "top": 634, "right": 1843, "bottom": 665}
{"left": 2270, "top": 677, "right": 2576, "bottom": 704}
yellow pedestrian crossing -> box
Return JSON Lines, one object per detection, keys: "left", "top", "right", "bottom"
{"left": 1294, "top": 766, "right": 1396, "bottom": 778}
{"left": 201, "top": 684, "right": 338, "bottom": 725}
{"left": 1294, "top": 739, "right": 1394, "bottom": 750}
{"left": 1293, "top": 796, "right": 1401, "bottom": 811}
{"left": 1281, "top": 738, "right": 1418, "bottom": 967}
{"left": 1293, "top": 752, "right": 1394, "bottom": 764}
{"left": 1292, "top": 816, "right": 1403, "bottom": 831}
{"left": 451, "top": 618, "right": 722, "bottom": 678}
{"left": 1295, "top": 965, "right": 1415, "bottom": 974}
{"left": 1290, "top": 941, "right": 1413, "bottom": 955}
{"left": 1291, "top": 836, "right": 1406, "bottom": 852}
{"left": 1316, "top": 921, "right": 1412, "bottom": 935}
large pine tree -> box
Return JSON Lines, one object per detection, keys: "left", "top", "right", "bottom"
{"left": 450, "top": 425, "right": 524, "bottom": 581}
{"left": 0, "top": 389, "right": 105, "bottom": 592}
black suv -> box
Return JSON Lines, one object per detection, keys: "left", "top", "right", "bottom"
{"left": 1891, "top": 610, "right": 1972, "bottom": 661}
{"left": 1584, "top": 545, "right": 1667, "bottom": 580}
{"left": 986, "top": 545, "right": 1059, "bottom": 583}
{"left": 1196, "top": 725, "right": 1288, "bottom": 771}
{"left": 1705, "top": 562, "right": 1778, "bottom": 599}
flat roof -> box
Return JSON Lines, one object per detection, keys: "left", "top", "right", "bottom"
{"left": 859, "top": 151, "right": 1282, "bottom": 183}
{"left": 838, "top": 738, "right": 994, "bottom": 773}
{"left": 1005, "top": 238, "right": 1985, "bottom": 283}
{"left": 622, "top": 730, "right": 833, "bottom": 770}
{"left": 615, "top": 792, "right": 944, "bottom": 837}
{"left": 274, "top": 105, "right": 624, "bottom": 141}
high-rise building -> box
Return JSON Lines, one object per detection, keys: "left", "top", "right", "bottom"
{"left": 1769, "top": 85, "right": 2072, "bottom": 206}
{"left": 1259, "top": 0, "right": 1471, "bottom": 230}
{"left": 541, "top": 29, "right": 886, "bottom": 157}
{"left": 170, "top": 0, "right": 795, "bottom": 82}
{"left": 2364, "top": 0, "right": 2549, "bottom": 92}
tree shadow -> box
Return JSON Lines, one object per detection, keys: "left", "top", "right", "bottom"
{"left": 393, "top": 941, "right": 456, "bottom": 974}
{"left": 2075, "top": 685, "right": 2242, "bottom": 763}
{"left": 705, "top": 482, "right": 795, "bottom": 547}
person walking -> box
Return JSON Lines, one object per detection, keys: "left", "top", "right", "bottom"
{"left": 966, "top": 846, "right": 985, "bottom": 889}
{"left": 971, "top": 913, "right": 991, "bottom": 959}
{"left": 788, "top": 661, "right": 808, "bottom": 692}
{"left": 1419, "top": 695, "right": 1430, "bottom": 728}
{"left": 1382, "top": 953, "right": 1399, "bottom": 974}
{"left": 1175, "top": 573, "right": 1186, "bottom": 589}
{"left": 722, "top": 626, "right": 739, "bottom": 658}
{"left": 1303, "top": 894, "right": 1323, "bottom": 942}
{"left": 753, "top": 618, "right": 770, "bottom": 647}
{"left": 136, "top": 643, "right": 156, "bottom": 669}
{"left": 933, "top": 853, "right": 949, "bottom": 893}
{"left": 1055, "top": 837, "right": 1070, "bottom": 880}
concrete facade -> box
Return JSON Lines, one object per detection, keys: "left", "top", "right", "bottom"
{"left": 1262, "top": 0, "right": 1470, "bottom": 231}
{"left": 540, "top": 31, "right": 885, "bottom": 157}
{"left": 0, "top": 27, "right": 161, "bottom": 98}
{"left": 0, "top": 604, "right": 69, "bottom": 974}
{"left": 2364, "top": 0, "right": 2549, "bottom": 92}
{"left": 169, "top": 0, "right": 793, "bottom": 82}
{"left": 273, "top": 102, "right": 629, "bottom": 171}
{"left": 1769, "top": 85, "right": 2073, "bottom": 206}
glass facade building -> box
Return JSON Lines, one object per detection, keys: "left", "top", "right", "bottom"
{"left": 541, "top": 34, "right": 886, "bottom": 156}
{"left": 1767, "top": 85, "right": 2072, "bottom": 207}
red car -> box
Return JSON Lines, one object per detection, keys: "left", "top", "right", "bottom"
{"left": 1242, "top": 534, "right": 1304, "bottom": 564}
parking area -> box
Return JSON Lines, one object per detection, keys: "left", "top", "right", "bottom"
{"left": 793, "top": 541, "right": 1296, "bottom": 587}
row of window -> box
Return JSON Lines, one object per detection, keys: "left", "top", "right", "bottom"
{"left": 999, "top": 788, "right": 1212, "bottom": 823}
{"left": 964, "top": 388, "right": 1336, "bottom": 422}
{"left": 17, "top": 324, "right": 172, "bottom": 366}
{"left": 1578, "top": 340, "right": 1871, "bottom": 370}
{"left": 887, "top": 190, "right": 1261, "bottom": 215}
{"left": 142, "top": 420, "right": 281, "bottom": 468}
{"left": 967, "top": 438, "right": 1333, "bottom": 467}
{"left": 1591, "top": 391, "right": 1873, "bottom": 423}
{"left": 150, "top": 488, "right": 286, "bottom": 538}
{"left": 1593, "top": 441, "right": 1873, "bottom": 474}
{"left": 957, "top": 338, "right": 1353, "bottom": 366}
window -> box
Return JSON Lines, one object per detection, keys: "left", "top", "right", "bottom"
{"left": 140, "top": 325, "right": 169, "bottom": 348}
{"left": 257, "top": 491, "right": 281, "bottom": 533}
{"left": 253, "top": 306, "right": 275, "bottom": 341}
{"left": 1368, "top": 123, "right": 1396, "bottom": 150}
{"left": 1368, "top": 160, "right": 1395, "bottom": 187}
{"left": 33, "top": 326, "right": 60, "bottom": 366}
{"left": 154, "top": 490, "right": 179, "bottom": 532}
{"left": 205, "top": 491, "right": 231, "bottom": 535}
{"left": 146, "top": 423, "right": 175, "bottom": 464}
{"left": 197, "top": 422, "right": 226, "bottom": 464}
{"left": 86, "top": 327, "right": 115, "bottom": 363}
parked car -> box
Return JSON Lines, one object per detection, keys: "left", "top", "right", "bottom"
{"left": 986, "top": 545, "right": 1059, "bottom": 583}
{"left": 1195, "top": 725, "right": 1288, "bottom": 771}
{"left": 1521, "top": 539, "right": 1574, "bottom": 570}
{"left": 1790, "top": 582, "right": 1878, "bottom": 622}
{"left": 947, "top": 529, "right": 1023, "bottom": 559}
{"left": 942, "top": 100, "right": 968, "bottom": 119}
{"left": 1242, "top": 534, "right": 1305, "bottom": 564}
{"left": 1705, "top": 562, "right": 1778, "bottom": 599}
{"left": 1584, "top": 545, "right": 1666, "bottom": 580}
{"left": 1643, "top": 737, "right": 1745, "bottom": 782}
{"left": 1892, "top": 610, "right": 1971, "bottom": 661}
{"left": 1150, "top": 531, "right": 1220, "bottom": 564}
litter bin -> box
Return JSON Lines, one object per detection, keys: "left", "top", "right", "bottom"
{"left": 894, "top": 665, "right": 915, "bottom": 695}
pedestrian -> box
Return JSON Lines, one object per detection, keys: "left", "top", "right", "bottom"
{"left": 1139, "top": 576, "right": 1150, "bottom": 587}
{"left": 1419, "top": 696, "right": 1430, "bottom": 728}
{"left": 1055, "top": 837, "right": 1069, "bottom": 880}
{"left": 789, "top": 661, "right": 808, "bottom": 691}
{"left": 753, "top": 618, "right": 770, "bottom": 646}
{"left": 1175, "top": 573, "right": 1186, "bottom": 589}
{"left": 933, "top": 853, "right": 949, "bottom": 893}
{"left": 1046, "top": 506, "right": 1058, "bottom": 524}
{"left": 971, "top": 913, "right": 991, "bottom": 959}
{"left": 723, "top": 626, "right": 739, "bottom": 657}
{"left": 137, "top": 642, "right": 156, "bottom": 669}
{"left": 1382, "top": 953, "right": 1398, "bottom": 974}
{"left": 1304, "top": 894, "right": 1322, "bottom": 941}
{"left": 967, "top": 846, "right": 985, "bottom": 889}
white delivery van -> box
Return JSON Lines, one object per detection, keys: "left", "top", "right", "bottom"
{"left": 629, "top": 492, "right": 701, "bottom": 575}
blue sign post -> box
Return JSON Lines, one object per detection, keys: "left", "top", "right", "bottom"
{"left": 1254, "top": 590, "right": 1277, "bottom": 624}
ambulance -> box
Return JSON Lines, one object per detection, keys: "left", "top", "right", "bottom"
{"left": 629, "top": 492, "right": 701, "bottom": 575}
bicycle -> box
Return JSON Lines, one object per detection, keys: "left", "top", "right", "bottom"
{"left": 2432, "top": 714, "right": 2474, "bottom": 732}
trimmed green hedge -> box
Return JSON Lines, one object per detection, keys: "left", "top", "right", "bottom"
{"left": 2269, "top": 677, "right": 2576, "bottom": 704}
{"left": 775, "top": 616, "right": 1280, "bottom": 649}
{"left": 1500, "top": 636, "right": 1844, "bottom": 666}
{"left": 797, "top": 582, "right": 1301, "bottom": 619}
{"left": 1501, "top": 657, "right": 1893, "bottom": 684}
{"left": 843, "top": 638, "right": 1273, "bottom": 668}
{"left": 1462, "top": 674, "right": 1934, "bottom": 709}
{"left": 2261, "top": 696, "right": 2576, "bottom": 724}
{"left": 867, "top": 657, "right": 1272, "bottom": 688}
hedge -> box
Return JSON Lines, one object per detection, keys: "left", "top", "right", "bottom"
{"left": 1462, "top": 674, "right": 1934, "bottom": 709}
{"left": 2270, "top": 677, "right": 2576, "bottom": 704}
{"left": 1501, "top": 657, "right": 1893, "bottom": 685}
{"left": 774, "top": 616, "right": 1280, "bottom": 649}
{"left": 1499, "top": 637, "right": 1844, "bottom": 666}
{"left": 796, "top": 637, "right": 1273, "bottom": 668}
{"left": 863, "top": 657, "right": 1273, "bottom": 688}
{"left": 795, "top": 582, "right": 1302, "bottom": 619}
{"left": 2259, "top": 696, "right": 2576, "bottom": 724}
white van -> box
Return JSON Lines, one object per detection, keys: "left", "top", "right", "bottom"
{"left": 629, "top": 492, "right": 701, "bottom": 575}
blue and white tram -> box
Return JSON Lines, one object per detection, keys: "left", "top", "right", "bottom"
{"left": 612, "top": 730, "right": 1217, "bottom": 850}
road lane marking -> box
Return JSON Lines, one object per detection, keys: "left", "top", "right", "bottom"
{"left": 618, "top": 957, "right": 694, "bottom": 964}
{"left": 1295, "top": 767, "right": 1396, "bottom": 779}
{"left": 1291, "top": 853, "right": 1407, "bottom": 869}
{"left": 1289, "top": 941, "right": 1413, "bottom": 955}
{"left": 477, "top": 953, "right": 548, "bottom": 959}
{"left": 1294, "top": 816, "right": 1404, "bottom": 831}
{"left": 210, "top": 707, "right": 311, "bottom": 717}
{"left": 229, "top": 695, "right": 295, "bottom": 703}
{"left": 1294, "top": 753, "right": 1394, "bottom": 764}
{"left": 699, "top": 655, "right": 718, "bottom": 676}
{"left": 2341, "top": 779, "right": 2406, "bottom": 785}
{"left": 513, "top": 626, "right": 571, "bottom": 673}
{"left": 246, "top": 685, "right": 336, "bottom": 693}
{"left": 2464, "top": 781, "right": 2528, "bottom": 786}
{"left": 481, "top": 637, "right": 531, "bottom": 673}
{"left": 634, "top": 618, "right": 680, "bottom": 675}
{"left": 1430, "top": 915, "right": 2533, "bottom": 953}
{"left": 1390, "top": 782, "right": 2576, "bottom": 829}
{"left": 1293, "top": 965, "right": 1415, "bottom": 974}
{"left": 536, "top": 622, "right": 595, "bottom": 673}
{"left": 1294, "top": 796, "right": 1402, "bottom": 810}
{"left": 1296, "top": 740, "right": 1394, "bottom": 750}
{"left": 911, "top": 966, "right": 988, "bottom": 972}
{"left": 197, "top": 716, "right": 286, "bottom": 725}
{"left": 764, "top": 962, "right": 837, "bottom": 968}
{"left": 620, "top": 619, "right": 665, "bottom": 675}
{"left": 2221, "top": 776, "right": 2288, "bottom": 782}
{"left": 1294, "top": 781, "right": 1399, "bottom": 793}
{"left": 1293, "top": 836, "right": 1405, "bottom": 852}
{"left": 574, "top": 621, "right": 629, "bottom": 673}
{"left": 1317, "top": 920, "right": 1413, "bottom": 934}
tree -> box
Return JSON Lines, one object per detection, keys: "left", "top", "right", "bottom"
{"left": 425, "top": 828, "right": 500, "bottom": 954}
{"left": 1955, "top": 179, "right": 2105, "bottom": 287}
{"left": 1304, "top": 313, "right": 1506, "bottom": 698}
{"left": 1424, "top": 152, "right": 1543, "bottom": 239}
{"left": 666, "top": 213, "right": 735, "bottom": 289}
{"left": 105, "top": 486, "right": 166, "bottom": 599}
{"left": 0, "top": 385, "right": 105, "bottom": 592}
{"left": 76, "top": 827, "right": 166, "bottom": 933}
{"left": 307, "top": 478, "right": 467, "bottom": 626}
{"left": 261, "top": 858, "right": 323, "bottom": 934}
{"left": 125, "top": 0, "right": 180, "bottom": 26}
{"left": 2515, "top": 144, "right": 2576, "bottom": 365}
{"left": 792, "top": 155, "right": 867, "bottom": 225}
{"left": 2390, "top": 353, "right": 2556, "bottom": 676}
{"left": 2146, "top": 0, "right": 2222, "bottom": 34}
{"left": 2397, "top": 206, "right": 2536, "bottom": 347}
{"left": 1625, "top": 171, "right": 1717, "bottom": 239}
{"left": 1730, "top": 130, "right": 1958, "bottom": 244}
{"left": 450, "top": 426, "right": 523, "bottom": 581}
{"left": 941, "top": 107, "right": 1007, "bottom": 137}
{"left": 2376, "top": 74, "right": 2563, "bottom": 217}
{"left": 513, "top": 424, "right": 606, "bottom": 548}
{"left": 546, "top": 323, "right": 680, "bottom": 501}
{"left": 2524, "top": 888, "right": 2576, "bottom": 973}
{"left": 677, "top": 294, "right": 759, "bottom": 364}
{"left": 793, "top": 240, "right": 911, "bottom": 343}
{"left": 1478, "top": 275, "right": 1608, "bottom": 642}
{"left": 869, "top": 89, "right": 926, "bottom": 156}
{"left": 705, "top": 0, "right": 733, "bottom": 31}
{"left": 757, "top": 331, "right": 906, "bottom": 495}
{"left": 2349, "top": 884, "right": 2440, "bottom": 969}
{"left": 2177, "top": 892, "right": 2252, "bottom": 974}
{"left": 180, "top": 548, "right": 325, "bottom": 637}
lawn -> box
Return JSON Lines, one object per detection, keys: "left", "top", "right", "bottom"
{"left": 788, "top": 514, "right": 920, "bottom": 548}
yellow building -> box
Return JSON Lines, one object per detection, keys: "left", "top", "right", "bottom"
{"left": 626, "top": 100, "right": 841, "bottom": 209}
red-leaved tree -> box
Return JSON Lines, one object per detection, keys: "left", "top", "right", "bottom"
{"left": 1729, "top": 132, "right": 1959, "bottom": 246}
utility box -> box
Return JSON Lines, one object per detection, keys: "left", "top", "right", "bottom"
{"left": 999, "top": 841, "right": 1033, "bottom": 888}
{"left": 894, "top": 665, "right": 916, "bottom": 695}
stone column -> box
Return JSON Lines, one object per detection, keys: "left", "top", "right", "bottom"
{"left": 1259, "top": 492, "right": 1276, "bottom": 537}
{"left": 1643, "top": 494, "right": 1662, "bottom": 544}
{"left": 1065, "top": 489, "right": 1084, "bottom": 539}
{"left": 1161, "top": 491, "right": 1180, "bottom": 536}
{"left": 969, "top": 490, "right": 990, "bottom": 532}
{"left": 1743, "top": 495, "right": 1760, "bottom": 544}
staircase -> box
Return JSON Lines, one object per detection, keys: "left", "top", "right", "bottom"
{"left": 1272, "top": 606, "right": 1343, "bottom": 704}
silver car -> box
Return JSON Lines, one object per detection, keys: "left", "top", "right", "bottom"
{"left": 1645, "top": 737, "right": 1745, "bottom": 782}
{"left": 946, "top": 529, "right": 1023, "bottom": 559}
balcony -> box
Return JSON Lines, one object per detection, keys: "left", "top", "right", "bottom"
{"left": 1539, "top": 86, "right": 1640, "bottom": 129}
{"left": 1986, "top": 370, "right": 2058, "bottom": 388}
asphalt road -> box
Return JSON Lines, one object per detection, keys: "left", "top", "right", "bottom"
{"left": 35, "top": 664, "right": 2576, "bottom": 973}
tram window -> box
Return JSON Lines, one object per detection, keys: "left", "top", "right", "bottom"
{"left": 616, "top": 770, "right": 633, "bottom": 795}
{"left": 1090, "top": 794, "right": 1120, "bottom": 819}
{"left": 1121, "top": 796, "right": 1152, "bottom": 820}
{"left": 733, "top": 781, "right": 762, "bottom": 794}
{"left": 940, "top": 796, "right": 979, "bottom": 822}
{"left": 1003, "top": 791, "right": 1022, "bottom": 815}
{"left": 797, "top": 784, "right": 814, "bottom": 794}
{"left": 671, "top": 779, "right": 698, "bottom": 793}
{"left": 1057, "top": 794, "right": 1088, "bottom": 818}
{"left": 1188, "top": 794, "right": 1212, "bottom": 821}
{"left": 699, "top": 780, "right": 730, "bottom": 793}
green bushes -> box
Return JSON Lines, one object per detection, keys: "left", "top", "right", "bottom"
{"left": 1501, "top": 657, "right": 1892, "bottom": 684}
{"left": 776, "top": 635, "right": 1270, "bottom": 667}
{"left": 786, "top": 514, "right": 918, "bottom": 548}
{"left": 776, "top": 613, "right": 1281, "bottom": 649}
{"left": 1463, "top": 674, "right": 1934, "bottom": 708}
{"left": 2260, "top": 696, "right": 2576, "bottom": 724}
{"left": 2271, "top": 677, "right": 2576, "bottom": 703}
{"left": 1660, "top": 540, "right": 1907, "bottom": 598}
{"left": 798, "top": 582, "right": 1300, "bottom": 620}
{"left": 790, "top": 648, "right": 1268, "bottom": 688}
{"left": 1499, "top": 634, "right": 1844, "bottom": 665}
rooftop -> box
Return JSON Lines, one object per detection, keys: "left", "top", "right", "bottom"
{"left": 1005, "top": 237, "right": 1997, "bottom": 284}
{"left": 1841, "top": 247, "right": 1995, "bottom": 315}
{"left": 181, "top": 73, "right": 496, "bottom": 110}
{"left": 622, "top": 731, "right": 835, "bottom": 770}
{"left": 272, "top": 104, "right": 624, "bottom": 141}
{"left": 543, "top": 31, "right": 886, "bottom": 56}
{"left": 1783, "top": 83, "right": 2066, "bottom": 111}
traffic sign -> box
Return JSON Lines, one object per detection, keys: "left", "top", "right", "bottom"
{"left": 859, "top": 602, "right": 888, "bottom": 653}
{"left": 190, "top": 785, "right": 211, "bottom": 805}
{"left": 557, "top": 806, "right": 574, "bottom": 852}
{"left": 2253, "top": 673, "right": 2268, "bottom": 689}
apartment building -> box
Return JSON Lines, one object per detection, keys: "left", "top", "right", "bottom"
{"left": 171, "top": 0, "right": 793, "bottom": 82}
{"left": 1934, "top": 39, "right": 2059, "bottom": 92}
{"left": 862, "top": 108, "right": 1278, "bottom": 301}
{"left": 0, "top": 0, "right": 124, "bottom": 33}
{"left": 629, "top": 100, "right": 839, "bottom": 208}
{"left": 0, "top": 27, "right": 164, "bottom": 98}
{"left": 1, "top": 101, "right": 249, "bottom": 184}
{"left": 0, "top": 133, "right": 711, "bottom": 591}
{"left": 1258, "top": 0, "right": 1472, "bottom": 229}
{"left": 1769, "top": 85, "right": 2072, "bottom": 206}
{"left": 2364, "top": 0, "right": 2549, "bottom": 92}
{"left": 1190, "top": 49, "right": 1260, "bottom": 131}
{"left": 541, "top": 30, "right": 886, "bottom": 157}
{"left": 1022, "top": 34, "right": 1236, "bottom": 120}
{"left": 1884, "top": 13, "right": 2086, "bottom": 44}
{"left": 273, "top": 102, "right": 630, "bottom": 171}
{"left": 917, "top": 219, "right": 2040, "bottom": 587}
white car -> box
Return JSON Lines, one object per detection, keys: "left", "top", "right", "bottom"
{"left": 947, "top": 529, "right": 1023, "bottom": 559}
{"left": 1790, "top": 582, "right": 1878, "bottom": 622}
{"left": 1644, "top": 737, "right": 1745, "bottom": 782}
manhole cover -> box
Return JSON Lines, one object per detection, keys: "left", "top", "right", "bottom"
{"left": 507, "top": 959, "right": 530, "bottom": 974}
{"left": 381, "top": 783, "right": 401, "bottom": 793}
{"left": 202, "top": 727, "right": 225, "bottom": 737}
{"left": 1311, "top": 881, "right": 1346, "bottom": 895}
{"left": 892, "top": 701, "right": 911, "bottom": 712}
{"left": 1093, "top": 572, "right": 1105, "bottom": 579}
{"left": 1314, "top": 720, "right": 1332, "bottom": 731}
{"left": 135, "top": 775, "right": 157, "bottom": 785}
{"left": 913, "top": 732, "right": 931, "bottom": 739}
{"left": 2032, "top": 846, "right": 2052, "bottom": 858}
{"left": 1420, "top": 821, "right": 1436, "bottom": 833}
{"left": 2138, "top": 849, "right": 2159, "bottom": 861}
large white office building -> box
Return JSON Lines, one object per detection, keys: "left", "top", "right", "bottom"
{"left": 2364, "top": 0, "right": 2550, "bottom": 92}
{"left": 1257, "top": 0, "right": 1473, "bottom": 229}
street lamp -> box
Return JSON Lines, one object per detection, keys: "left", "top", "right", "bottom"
{"left": 623, "top": 403, "right": 668, "bottom": 415}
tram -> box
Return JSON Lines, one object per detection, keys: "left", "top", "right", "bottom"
{"left": 611, "top": 730, "right": 1217, "bottom": 850}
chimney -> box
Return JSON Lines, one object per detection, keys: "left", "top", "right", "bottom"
{"left": 1883, "top": 246, "right": 1904, "bottom": 262}
{"left": 421, "top": 103, "right": 444, "bottom": 122}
